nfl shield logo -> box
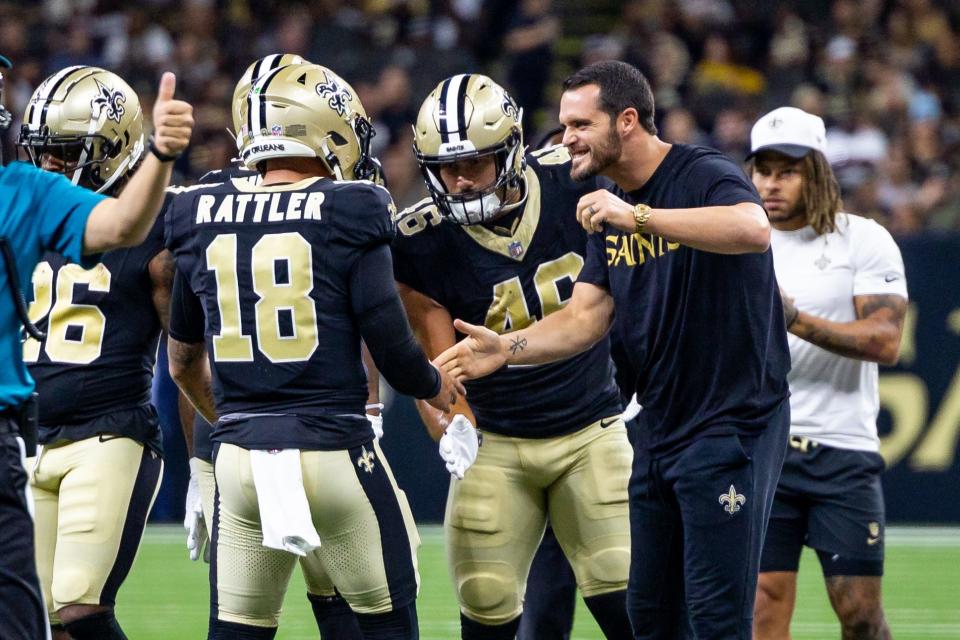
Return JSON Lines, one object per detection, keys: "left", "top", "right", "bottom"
{"left": 271, "top": 124, "right": 283, "bottom": 136}
{"left": 509, "top": 241, "right": 524, "bottom": 258}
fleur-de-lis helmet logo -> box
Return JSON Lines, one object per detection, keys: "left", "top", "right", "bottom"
{"left": 90, "top": 78, "right": 126, "bottom": 123}
{"left": 502, "top": 94, "right": 519, "bottom": 120}
{"left": 316, "top": 75, "right": 354, "bottom": 117}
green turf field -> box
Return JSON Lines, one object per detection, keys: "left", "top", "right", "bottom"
{"left": 117, "top": 525, "right": 960, "bottom": 638}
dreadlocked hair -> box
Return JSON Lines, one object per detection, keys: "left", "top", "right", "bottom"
{"left": 798, "top": 151, "right": 842, "bottom": 236}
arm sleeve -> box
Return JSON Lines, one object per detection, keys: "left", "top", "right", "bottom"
{"left": 349, "top": 243, "right": 441, "bottom": 400}
{"left": 575, "top": 231, "right": 610, "bottom": 290}
{"left": 851, "top": 219, "right": 908, "bottom": 299}
{"left": 169, "top": 268, "right": 206, "bottom": 344}
{"left": 31, "top": 165, "right": 107, "bottom": 266}
{"left": 391, "top": 238, "right": 428, "bottom": 291}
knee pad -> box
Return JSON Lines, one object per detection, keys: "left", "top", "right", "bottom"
{"left": 51, "top": 569, "right": 92, "bottom": 608}
{"left": 580, "top": 545, "right": 630, "bottom": 596}
{"left": 456, "top": 562, "right": 521, "bottom": 625}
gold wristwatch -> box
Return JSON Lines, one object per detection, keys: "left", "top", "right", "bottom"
{"left": 633, "top": 203, "right": 652, "bottom": 233}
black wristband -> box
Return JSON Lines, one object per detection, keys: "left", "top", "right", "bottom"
{"left": 148, "top": 136, "right": 179, "bottom": 162}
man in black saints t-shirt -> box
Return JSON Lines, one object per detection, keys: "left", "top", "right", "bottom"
{"left": 438, "top": 60, "right": 791, "bottom": 639}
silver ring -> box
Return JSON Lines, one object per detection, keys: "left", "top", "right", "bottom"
{"left": 587, "top": 205, "right": 597, "bottom": 217}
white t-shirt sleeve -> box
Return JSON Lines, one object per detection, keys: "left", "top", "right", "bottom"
{"left": 850, "top": 217, "right": 908, "bottom": 300}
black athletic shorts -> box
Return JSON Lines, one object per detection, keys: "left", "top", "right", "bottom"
{"left": 760, "top": 436, "right": 885, "bottom": 577}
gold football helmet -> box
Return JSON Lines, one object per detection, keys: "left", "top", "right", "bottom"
{"left": 231, "top": 53, "right": 307, "bottom": 150}
{"left": 413, "top": 74, "right": 525, "bottom": 225}
{"left": 18, "top": 66, "right": 144, "bottom": 194}
{"left": 237, "top": 62, "right": 379, "bottom": 182}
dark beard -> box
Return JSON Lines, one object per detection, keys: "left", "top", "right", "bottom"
{"left": 570, "top": 128, "right": 621, "bottom": 182}
{"left": 767, "top": 201, "right": 805, "bottom": 225}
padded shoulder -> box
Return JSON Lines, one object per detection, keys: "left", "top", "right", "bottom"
{"left": 327, "top": 181, "right": 396, "bottom": 247}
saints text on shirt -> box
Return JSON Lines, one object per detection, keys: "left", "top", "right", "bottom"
{"left": 194, "top": 192, "right": 325, "bottom": 225}
{"left": 605, "top": 232, "right": 680, "bottom": 267}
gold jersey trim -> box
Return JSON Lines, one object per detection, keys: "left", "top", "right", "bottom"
{"left": 230, "top": 176, "right": 323, "bottom": 193}
{"left": 462, "top": 166, "right": 540, "bottom": 261}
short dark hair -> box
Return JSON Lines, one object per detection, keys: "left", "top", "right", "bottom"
{"left": 563, "top": 61, "right": 657, "bottom": 135}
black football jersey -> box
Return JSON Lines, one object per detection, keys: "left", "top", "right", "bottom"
{"left": 165, "top": 176, "right": 395, "bottom": 450}
{"left": 392, "top": 146, "right": 622, "bottom": 438}
{"left": 26, "top": 215, "right": 165, "bottom": 446}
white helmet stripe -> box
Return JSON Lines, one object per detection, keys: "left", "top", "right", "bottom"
{"left": 30, "top": 65, "right": 84, "bottom": 129}
{"left": 443, "top": 74, "right": 467, "bottom": 144}
{"left": 249, "top": 66, "right": 285, "bottom": 138}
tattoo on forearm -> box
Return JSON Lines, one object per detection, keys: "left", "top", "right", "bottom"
{"left": 169, "top": 340, "right": 204, "bottom": 367}
{"left": 509, "top": 336, "right": 528, "bottom": 355}
{"left": 169, "top": 340, "right": 216, "bottom": 420}
{"left": 794, "top": 294, "right": 906, "bottom": 362}
{"left": 857, "top": 294, "right": 906, "bottom": 320}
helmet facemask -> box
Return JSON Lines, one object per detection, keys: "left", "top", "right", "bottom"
{"left": 416, "top": 129, "right": 525, "bottom": 225}
{"left": 17, "top": 125, "right": 137, "bottom": 193}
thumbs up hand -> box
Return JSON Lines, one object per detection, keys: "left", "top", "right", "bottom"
{"left": 151, "top": 72, "right": 194, "bottom": 157}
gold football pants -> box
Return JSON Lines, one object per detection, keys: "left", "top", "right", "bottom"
{"left": 195, "top": 456, "right": 342, "bottom": 599}
{"left": 29, "top": 435, "right": 163, "bottom": 622}
{"left": 446, "top": 418, "right": 632, "bottom": 625}
{"left": 211, "top": 441, "right": 420, "bottom": 628}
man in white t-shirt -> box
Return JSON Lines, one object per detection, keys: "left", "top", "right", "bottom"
{"left": 748, "top": 107, "right": 906, "bottom": 640}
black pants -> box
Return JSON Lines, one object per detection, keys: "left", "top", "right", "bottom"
{"left": 626, "top": 404, "right": 790, "bottom": 640}
{"left": 0, "top": 427, "right": 48, "bottom": 640}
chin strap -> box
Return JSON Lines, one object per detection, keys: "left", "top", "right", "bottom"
{"left": 0, "top": 237, "right": 46, "bottom": 341}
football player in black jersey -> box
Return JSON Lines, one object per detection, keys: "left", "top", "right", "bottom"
{"left": 18, "top": 67, "right": 172, "bottom": 640}
{"left": 173, "top": 55, "right": 377, "bottom": 640}
{"left": 165, "top": 62, "right": 459, "bottom": 640}
{"left": 438, "top": 61, "right": 790, "bottom": 640}
{"left": 392, "top": 74, "right": 632, "bottom": 640}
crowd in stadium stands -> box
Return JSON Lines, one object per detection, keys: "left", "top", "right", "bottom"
{"left": 1, "top": 0, "right": 958, "bottom": 234}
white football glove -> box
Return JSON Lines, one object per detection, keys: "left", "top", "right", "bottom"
{"left": 622, "top": 393, "right": 643, "bottom": 422}
{"left": 367, "top": 414, "right": 384, "bottom": 440}
{"left": 184, "top": 458, "right": 209, "bottom": 562}
{"left": 439, "top": 415, "right": 479, "bottom": 480}
{"left": 367, "top": 403, "right": 384, "bottom": 440}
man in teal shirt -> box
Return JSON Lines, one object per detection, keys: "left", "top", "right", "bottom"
{"left": 0, "top": 53, "right": 194, "bottom": 640}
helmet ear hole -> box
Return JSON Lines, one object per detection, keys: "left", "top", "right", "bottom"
{"left": 328, "top": 131, "right": 348, "bottom": 146}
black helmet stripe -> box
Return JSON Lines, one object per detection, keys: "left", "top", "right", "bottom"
{"left": 455, "top": 75, "right": 468, "bottom": 141}
{"left": 246, "top": 55, "right": 280, "bottom": 139}
{"left": 438, "top": 77, "right": 451, "bottom": 143}
{"left": 250, "top": 65, "right": 286, "bottom": 137}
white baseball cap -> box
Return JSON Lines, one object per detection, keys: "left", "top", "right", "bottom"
{"left": 748, "top": 106, "right": 827, "bottom": 159}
